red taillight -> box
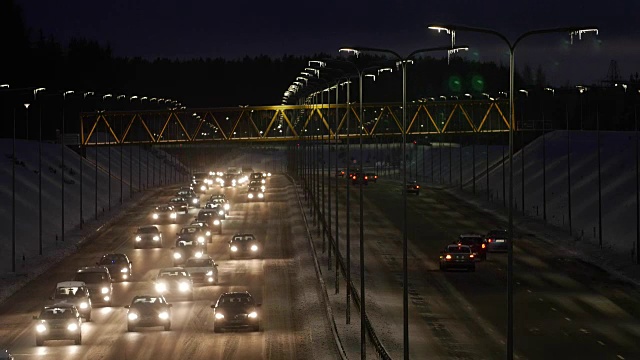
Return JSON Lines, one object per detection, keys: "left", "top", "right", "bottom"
{"left": 470, "top": 254, "right": 474, "bottom": 258}
{"left": 445, "top": 254, "right": 452, "bottom": 260}
{"left": 481, "top": 243, "right": 486, "bottom": 249}
{"left": 416, "top": 185, "right": 420, "bottom": 189}
{"left": 488, "top": 238, "right": 493, "bottom": 243}
{"left": 375, "top": 175, "right": 378, "bottom": 179}
{"left": 364, "top": 176, "right": 368, "bottom": 180}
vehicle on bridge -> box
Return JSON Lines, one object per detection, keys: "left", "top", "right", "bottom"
{"left": 457, "top": 234, "right": 488, "bottom": 261}
{"left": 351, "top": 173, "right": 369, "bottom": 185}
{"left": 181, "top": 255, "right": 218, "bottom": 285}
{"left": 229, "top": 233, "right": 262, "bottom": 259}
{"left": 221, "top": 173, "right": 238, "bottom": 188}
{"left": 189, "top": 220, "right": 214, "bottom": 239}
{"left": 195, "top": 209, "right": 223, "bottom": 234}
{"left": 172, "top": 238, "right": 206, "bottom": 267}
{"left": 154, "top": 268, "right": 194, "bottom": 301}
{"left": 204, "top": 202, "right": 227, "bottom": 219}
{"left": 125, "top": 295, "right": 172, "bottom": 332}
{"left": 49, "top": 281, "right": 92, "bottom": 321}
{"left": 152, "top": 204, "right": 177, "bottom": 223}
{"left": 365, "top": 172, "right": 378, "bottom": 183}
{"left": 96, "top": 253, "right": 133, "bottom": 282}
{"left": 250, "top": 172, "right": 266, "bottom": 184}
{"left": 439, "top": 244, "right": 475, "bottom": 272}
{"left": 485, "top": 229, "right": 508, "bottom": 252}
{"left": 74, "top": 266, "right": 113, "bottom": 306}
{"left": 406, "top": 181, "right": 420, "bottom": 195}
{"left": 206, "top": 197, "right": 230, "bottom": 217}
{"left": 249, "top": 179, "right": 266, "bottom": 192}
{"left": 247, "top": 185, "right": 265, "bottom": 201}
{"left": 192, "top": 171, "right": 213, "bottom": 192}
{"left": 33, "top": 303, "right": 83, "bottom": 346}
{"left": 177, "top": 189, "right": 201, "bottom": 208}
{"left": 168, "top": 197, "right": 189, "bottom": 214}
{"left": 211, "top": 291, "right": 261, "bottom": 332}
{"left": 134, "top": 225, "right": 163, "bottom": 249}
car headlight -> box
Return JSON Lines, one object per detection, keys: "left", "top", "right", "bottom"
{"left": 267, "top": 172, "right": 271, "bottom": 177}
{"left": 248, "top": 193, "right": 253, "bottom": 199}
{"left": 258, "top": 193, "right": 264, "bottom": 198}
{"left": 104, "top": 295, "right": 110, "bottom": 301}
{"left": 153, "top": 214, "right": 159, "bottom": 219}
{"left": 214, "top": 220, "right": 220, "bottom": 226}
{"left": 155, "top": 283, "right": 167, "bottom": 293}
{"left": 215, "top": 313, "right": 224, "bottom": 319}
{"left": 128, "top": 312, "right": 139, "bottom": 321}
{"left": 192, "top": 198, "right": 198, "bottom": 204}
{"left": 248, "top": 311, "right": 258, "bottom": 318}
{"left": 36, "top": 323, "right": 47, "bottom": 333}
{"left": 67, "top": 323, "right": 79, "bottom": 331}
{"left": 135, "top": 236, "right": 141, "bottom": 241}
{"left": 220, "top": 180, "right": 224, "bottom": 185}
{"left": 158, "top": 311, "right": 170, "bottom": 320}
{"left": 205, "top": 270, "right": 213, "bottom": 276}
{"left": 153, "top": 236, "right": 160, "bottom": 241}
{"left": 121, "top": 267, "right": 129, "bottom": 273}
{"left": 206, "top": 231, "right": 211, "bottom": 236}
{"left": 261, "top": 179, "right": 265, "bottom": 184}
{"left": 230, "top": 245, "right": 238, "bottom": 252}
{"left": 170, "top": 213, "right": 177, "bottom": 218}
{"left": 251, "top": 244, "right": 259, "bottom": 251}
{"left": 79, "top": 302, "right": 88, "bottom": 309}
{"left": 178, "top": 282, "right": 190, "bottom": 292}
{"left": 200, "top": 185, "right": 206, "bottom": 191}
{"left": 224, "top": 204, "right": 230, "bottom": 210}
{"left": 173, "top": 252, "right": 182, "bottom": 259}
{"left": 197, "top": 236, "right": 205, "bottom": 244}
{"left": 218, "top": 210, "right": 224, "bottom": 215}
{"left": 101, "top": 287, "right": 109, "bottom": 294}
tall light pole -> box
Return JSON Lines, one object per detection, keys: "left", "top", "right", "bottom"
{"left": 61, "top": 90, "right": 74, "bottom": 243}
{"left": 339, "top": 45, "right": 466, "bottom": 359}
{"left": 80, "top": 91, "right": 94, "bottom": 229}
{"left": 429, "top": 23, "right": 598, "bottom": 360}
{"left": 34, "top": 88, "right": 46, "bottom": 255}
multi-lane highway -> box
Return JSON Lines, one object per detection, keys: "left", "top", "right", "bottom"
{"left": 0, "top": 174, "right": 338, "bottom": 359}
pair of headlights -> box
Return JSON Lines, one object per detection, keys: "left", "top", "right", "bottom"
{"left": 230, "top": 245, "right": 258, "bottom": 252}
{"left": 135, "top": 236, "right": 160, "bottom": 241}
{"left": 128, "top": 311, "right": 169, "bottom": 321}
{"left": 36, "top": 323, "right": 79, "bottom": 332}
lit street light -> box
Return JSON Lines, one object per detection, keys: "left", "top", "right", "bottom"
{"left": 429, "top": 23, "right": 598, "bottom": 360}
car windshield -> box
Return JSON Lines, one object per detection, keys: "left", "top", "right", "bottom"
{"left": 40, "top": 307, "right": 76, "bottom": 319}
{"left": 170, "top": 198, "right": 185, "bottom": 203}
{"left": 156, "top": 206, "right": 171, "bottom": 211}
{"left": 132, "top": 296, "right": 162, "bottom": 305}
{"left": 219, "top": 295, "right": 253, "bottom": 304}
{"left": 447, "top": 246, "right": 471, "bottom": 253}
{"left": 75, "top": 272, "right": 107, "bottom": 284}
{"left": 159, "top": 271, "right": 188, "bottom": 278}
{"left": 99, "top": 255, "right": 126, "bottom": 264}
{"left": 185, "top": 259, "right": 212, "bottom": 267}
{"left": 177, "top": 190, "right": 191, "bottom": 196}
{"left": 138, "top": 227, "right": 158, "bottom": 234}
{"left": 180, "top": 227, "right": 200, "bottom": 234}
{"left": 232, "top": 235, "right": 256, "bottom": 242}
{"left": 55, "top": 287, "right": 84, "bottom": 298}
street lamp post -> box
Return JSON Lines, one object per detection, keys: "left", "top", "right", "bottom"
{"left": 429, "top": 23, "right": 598, "bottom": 360}
{"left": 61, "top": 90, "right": 74, "bottom": 243}
{"left": 339, "top": 45, "right": 467, "bottom": 359}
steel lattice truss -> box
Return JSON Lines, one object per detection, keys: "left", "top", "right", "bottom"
{"left": 80, "top": 100, "right": 509, "bottom": 145}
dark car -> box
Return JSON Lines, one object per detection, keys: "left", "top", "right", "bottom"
{"left": 229, "top": 233, "right": 262, "bottom": 259}
{"left": 249, "top": 172, "right": 266, "bottom": 184}
{"left": 168, "top": 197, "right": 189, "bottom": 214}
{"left": 365, "top": 172, "right": 378, "bottom": 183}
{"left": 182, "top": 255, "right": 218, "bottom": 285}
{"left": 248, "top": 180, "right": 266, "bottom": 192}
{"left": 195, "top": 209, "right": 223, "bottom": 234}
{"left": 204, "top": 202, "right": 227, "bottom": 220}
{"left": 190, "top": 221, "right": 215, "bottom": 240}
{"left": 351, "top": 173, "right": 369, "bottom": 185}
{"left": 247, "top": 186, "right": 265, "bottom": 201}
{"left": 222, "top": 174, "right": 238, "bottom": 188}
{"left": 172, "top": 237, "right": 206, "bottom": 266}
{"left": 154, "top": 268, "right": 194, "bottom": 301}
{"left": 33, "top": 304, "right": 83, "bottom": 346}
{"left": 485, "top": 229, "right": 509, "bottom": 252}
{"left": 134, "top": 225, "right": 163, "bottom": 249}
{"left": 125, "top": 295, "right": 172, "bottom": 332}
{"left": 406, "top": 181, "right": 420, "bottom": 195}
{"left": 439, "top": 244, "right": 476, "bottom": 271}
{"left": 457, "top": 234, "right": 488, "bottom": 260}
{"left": 74, "top": 266, "right": 113, "bottom": 306}
{"left": 207, "top": 198, "right": 230, "bottom": 216}
{"left": 192, "top": 172, "right": 212, "bottom": 192}
{"left": 177, "top": 225, "right": 211, "bottom": 245}
{"left": 96, "top": 253, "right": 133, "bottom": 281}
{"left": 211, "top": 291, "right": 261, "bottom": 332}
{"left": 177, "top": 189, "right": 200, "bottom": 208}
{"left": 152, "top": 205, "right": 177, "bottom": 223}
{"left": 49, "top": 281, "right": 92, "bottom": 321}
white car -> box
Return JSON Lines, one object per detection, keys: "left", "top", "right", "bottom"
{"left": 181, "top": 255, "right": 219, "bottom": 285}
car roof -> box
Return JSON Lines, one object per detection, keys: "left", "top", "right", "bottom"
{"left": 56, "top": 281, "right": 86, "bottom": 288}
{"left": 77, "top": 266, "right": 109, "bottom": 274}
{"left": 159, "top": 267, "right": 188, "bottom": 273}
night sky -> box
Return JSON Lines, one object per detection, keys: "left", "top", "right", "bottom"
{"left": 17, "top": 0, "right": 640, "bottom": 87}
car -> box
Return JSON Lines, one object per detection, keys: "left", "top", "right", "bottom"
{"left": 195, "top": 209, "right": 224, "bottom": 234}
{"left": 226, "top": 166, "right": 241, "bottom": 176}
{"left": 204, "top": 202, "right": 228, "bottom": 219}
{"left": 336, "top": 169, "right": 345, "bottom": 177}
{"left": 172, "top": 237, "right": 207, "bottom": 266}
{"left": 179, "top": 185, "right": 194, "bottom": 192}
{"left": 134, "top": 225, "right": 163, "bottom": 249}
{"left": 351, "top": 173, "right": 369, "bottom": 185}
{"left": 154, "top": 268, "right": 194, "bottom": 301}
{"left": 152, "top": 204, "right": 177, "bottom": 223}
{"left": 211, "top": 291, "right": 261, "bottom": 332}
{"left": 485, "top": 229, "right": 509, "bottom": 252}
{"left": 248, "top": 180, "right": 266, "bottom": 192}
{"left": 247, "top": 185, "right": 265, "bottom": 201}
{"left": 49, "top": 281, "right": 92, "bottom": 321}
{"left": 348, "top": 167, "right": 362, "bottom": 178}
{"left": 229, "top": 233, "right": 262, "bottom": 259}
{"left": 250, "top": 172, "right": 266, "bottom": 184}
{"left": 0, "top": 349, "right": 14, "bottom": 360}
{"left": 439, "top": 244, "right": 476, "bottom": 271}
{"left": 33, "top": 303, "right": 83, "bottom": 346}
{"left": 406, "top": 181, "right": 420, "bottom": 195}
{"left": 365, "top": 172, "right": 378, "bottom": 183}
{"left": 457, "top": 234, "right": 488, "bottom": 260}
{"left": 190, "top": 221, "right": 214, "bottom": 240}
{"left": 209, "top": 193, "right": 227, "bottom": 201}
{"left": 221, "top": 174, "right": 238, "bottom": 188}
{"left": 177, "top": 189, "right": 200, "bottom": 208}
{"left": 178, "top": 225, "right": 211, "bottom": 245}
{"left": 125, "top": 295, "right": 172, "bottom": 332}
{"left": 207, "top": 197, "right": 230, "bottom": 216}
{"left": 181, "top": 255, "right": 218, "bottom": 285}
{"left": 74, "top": 266, "right": 113, "bottom": 306}
{"left": 168, "top": 197, "right": 189, "bottom": 214}
{"left": 96, "top": 253, "right": 133, "bottom": 281}
{"left": 192, "top": 171, "right": 213, "bottom": 192}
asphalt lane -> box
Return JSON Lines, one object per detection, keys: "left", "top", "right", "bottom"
{"left": 335, "top": 177, "right": 640, "bottom": 360}
{"left": 0, "top": 175, "right": 336, "bottom": 360}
